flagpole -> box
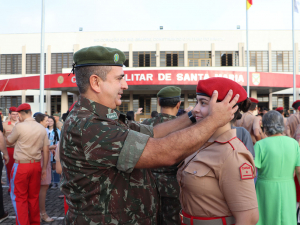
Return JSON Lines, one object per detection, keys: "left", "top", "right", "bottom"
{"left": 246, "top": 2, "right": 250, "bottom": 97}
{"left": 40, "top": 0, "right": 45, "bottom": 113}
{"left": 293, "top": 0, "right": 296, "bottom": 104}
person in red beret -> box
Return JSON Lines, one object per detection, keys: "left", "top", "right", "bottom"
{"left": 2, "top": 107, "right": 18, "bottom": 189}
{"left": 177, "top": 77, "right": 258, "bottom": 225}
{"left": 5, "top": 103, "right": 50, "bottom": 225}
{"left": 286, "top": 101, "right": 300, "bottom": 138}
{"left": 275, "top": 107, "right": 287, "bottom": 136}
{"left": 235, "top": 97, "right": 265, "bottom": 144}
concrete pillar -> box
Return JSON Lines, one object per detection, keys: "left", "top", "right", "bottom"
{"left": 184, "top": 92, "right": 188, "bottom": 109}
{"left": 129, "top": 44, "right": 133, "bottom": 67}
{"left": 45, "top": 45, "right": 51, "bottom": 114}
{"left": 269, "top": 90, "right": 273, "bottom": 110}
{"left": 268, "top": 43, "right": 272, "bottom": 72}
{"left": 238, "top": 43, "right": 245, "bottom": 67}
{"left": 61, "top": 91, "right": 68, "bottom": 114}
{"left": 184, "top": 43, "right": 188, "bottom": 67}
{"left": 156, "top": 43, "right": 160, "bottom": 67}
{"left": 73, "top": 93, "right": 79, "bottom": 103}
{"left": 296, "top": 43, "right": 299, "bottom": 74}
{"left": 22, "top": 46, "right": 26, "bottom": 103}
{"left": 211, "top": 43, "right": 215, "bottom": 67}
{"left": 103, "top": 44, "right": 107, "bottom": 47}
{"left": 129, "top": 91, "right": 133, "bottom": 111}
{"left": 73, "top": 44, "right": 80, "bottom": 53}
{"left": 250, "top": 90, "right": 257, "bottom": 99}
{"left": 156, "top": 96, "right": 161, "bottom": 113}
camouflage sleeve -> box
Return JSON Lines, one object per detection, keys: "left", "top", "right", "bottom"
{"left": 116, "top": 130, "right": 150, "bottom": 173}
{"left": 128, "top": 120, "right": 154, "bottom": 137}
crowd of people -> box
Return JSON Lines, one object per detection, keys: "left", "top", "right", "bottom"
{"left": 1, "top": 45, "right": 300, "bottom": 225}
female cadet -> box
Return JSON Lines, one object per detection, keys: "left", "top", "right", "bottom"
{"left": 35, "top": 113, "right": 54, "bottom": 222}
{"left": 177, "top": 77, "right": 259, "bottom": 225}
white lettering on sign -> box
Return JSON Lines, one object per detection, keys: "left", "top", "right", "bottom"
{"left": 125, "top": 74, "right": 154, "bottom": 81}
{"left": 158, "top": 73, "right": 165, "bottom": 81}
{"left": 214, "top": 74, "right": 244, "bottom": 84}
{"left": 71, "top": 77, "right": 76, "bottom": 83}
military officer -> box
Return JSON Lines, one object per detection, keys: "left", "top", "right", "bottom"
{"left": 2, "top": 106, "right": 18, "bottom": 186}
{"left": 6, "top": 103, "right": 49, "bottom": 225}
{"left": 286, "top": 100, "right": 300, "bottom": 138}
{"left": 142, "top": 86, "right": 182, "bottom": 225}
{"left": 235, "top": 97, "right": 265, "bottom": 144}
{"left": 59, "top": 46, "right": 239, "bottom": 225}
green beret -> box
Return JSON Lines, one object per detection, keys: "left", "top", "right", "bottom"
{"left": 157, "top": 86, "right": 181, "bottom": 98}
{"left": 73, "top": 46, "right": 126, "bottom": 68}
{"left": 53, "top": 113, "right": 60, "bottom": 117}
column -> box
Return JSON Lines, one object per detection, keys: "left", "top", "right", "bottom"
{"left": 129, "top": 91, "right": 133, "bottom": 111}
{"left": 156, "top": 43, "right": 160, "bottom": 67}
{"left": 46, "top": 45, "right": 51, "bottom": 114}
{"left": 296, "top": 43, "right": 299, "bottom": 100}
{"left": 269, "top": 90, "right": 273, "bottom": 110}
{"left": 129, "top": 44, "right": 133, "bottom": 67}
{"left": 268, "top": 43, "right": 272, "bottom": 72}
{"left": 184, "top": 43, "right": 188, "bottom": 67}
{"left": 250, "top": 89, "right": 257, "bottom": 99}
{"left": 73, "top": 93, "right": 79, "bottom": 103}
{"left": 61, "top": 91, "right": 68, "bottom": 114}
{"left": 156, "top": 95, "right": 161, "bottom": 113}
{"left": 73, "top": 44, "right": 80, "bottom": 53}
{"left": 184, "top": 92, "right": 188, "bottom": 109}
{"left": 238, "top": 43, "right": 245, "bottom": 67}
{"left": 21, "top": 46, "right": 26, "bottom": 103}
{"left": 211, "top": 43, "right": 215, "bottom": 67}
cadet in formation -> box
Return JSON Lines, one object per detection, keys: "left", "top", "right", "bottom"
{"left": 275, "top": 107, "right": 287, "bottom": 136}
{"left": 286, "top": 100, "right": 300, "bottom": 138}
{"left": 235, "top": 97, "right": 265, "bottom": 144}
{"left": 2, "top": 106, "right": 18, "bottom": 187}
{"left": 59, "top": 46, "right": 240, "bottom": 225}
{"left": 142, "top": 86, "right": 182, "bottom": 225}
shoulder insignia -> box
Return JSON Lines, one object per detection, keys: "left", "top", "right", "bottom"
{"left": 239, "top": 163, "right": 254, "bottom": 180}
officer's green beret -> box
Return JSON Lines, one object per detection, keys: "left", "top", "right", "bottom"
{"left": 53, "top": 113, "right": 60, "bottom": 117}
{"left": 73, "top": 46, "right": 126, "bottom": 68}
{"left": 157, "top": 86, "right": 181, "bottom": 98}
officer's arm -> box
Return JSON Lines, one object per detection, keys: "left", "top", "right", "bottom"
{"left": 135, "top": 90, "right": 240, "bottom": 168}
{"left": 232, "top": 208, "right": 259, "bottom": 225}
{"left": 6, "top": 126, "right": 18, "bottom": 145}
{"left": 253, "top": 117, "right": 263, "bottom": 141}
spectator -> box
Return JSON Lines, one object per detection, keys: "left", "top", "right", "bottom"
{"left": 35, "top": 114, "right": 54, "bottom": 222}
{"left": 53, "top": 113, "right": 63, "bottom": 131}
{"left": 254, "top": 110, "right": 300, "bottom": 225}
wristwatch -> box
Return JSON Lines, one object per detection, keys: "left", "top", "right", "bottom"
{"left": 188, "top": 111, "right": 196, "bottom": 123}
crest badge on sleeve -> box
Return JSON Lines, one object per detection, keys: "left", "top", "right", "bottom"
{"left": 239, "top": 163, "right": 254, "bottom": 180}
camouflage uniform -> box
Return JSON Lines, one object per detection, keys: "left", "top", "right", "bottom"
{"left": 142, "top": 113, "right": 181, "bottom": 225}
{"left": 60, "top": 96, "right": 158, "bottom": 225}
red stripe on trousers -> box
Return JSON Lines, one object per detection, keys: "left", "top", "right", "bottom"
{"left": 6, "top": 147, "right": 14, "bottom": 185}
{"left": 11, "top": 162, "right": 41, "bottom": 225}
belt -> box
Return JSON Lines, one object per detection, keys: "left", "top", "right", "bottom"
{"left": 180, "top": 210, "right": 235, "bottom": 225}
{"left": 15, "top": 160, "right": 40, "bottom": 164}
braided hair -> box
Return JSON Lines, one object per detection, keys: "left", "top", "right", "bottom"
{"left": 48, "top": 116, "right": 59, "bottom": 144}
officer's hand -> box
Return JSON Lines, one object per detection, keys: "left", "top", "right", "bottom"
{"left": 3, "top": 153, "right": 9, "bottom": 165}
{"left": 208, "top": 90, "right": 239, "bottom": 127}
{"left": 41, "top": 168, "right": 46, "bottom": 181}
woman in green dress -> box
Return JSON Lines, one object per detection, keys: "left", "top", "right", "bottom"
{"left": 255, "top": 110, "right": 300, "bottom": 225}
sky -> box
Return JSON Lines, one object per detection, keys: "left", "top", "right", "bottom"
{"left": 0, "top": 0, "right": 300, "bottom": 34}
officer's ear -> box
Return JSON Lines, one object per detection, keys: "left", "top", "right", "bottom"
{"left": 89, "top": 74, "right": 102, "bottom": 93}
{"left": 176, "top": 101, "right": 181, "bottom": 110}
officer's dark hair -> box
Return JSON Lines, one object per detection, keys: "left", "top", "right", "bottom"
{"left": 47, "top": 116, "right": 60, "bottom": 144}
{"left": 151, "top": 111, "right": 158, "bottom": 118}
{"left": 278, "top": 110, "right": 284, "bottom": 114}
{"left": 159, "top": 97, "right": 181, "bottom": 108}
{"left": 75, "top": 66, "right": 112, "bottom": 94}
{"left": 248, "top": 102, "right": 257, "bottom": 111}
{"left": 19, "top": 110, "right": 31, "bottom": 114}
{"left": 126, "top": 111, "right": 135, "bottom": 121}
{"left": 35, "top": 114, "right": 48, "bottom": 123}
{"left": 232, "top": 98, "right": 252, "bottom": 123}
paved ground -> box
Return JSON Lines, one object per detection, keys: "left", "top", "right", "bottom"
{"left": 1, "top": 167, "right": 65, "bottom": 225}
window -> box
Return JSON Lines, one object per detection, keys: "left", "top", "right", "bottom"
{"left": 245, "top": 51, "right": 268, "bottom": 72}
{"left": 272, "top": 51, "right": 293, "bottom": 72}
{"left": 123, "top": 52, "right": 129, "bottom": 67}
{"left": 0, "top": 96, "right": 22, "bottom": 115}
{"left": 0, "top": 54, "right": 22, "bottom": 74}
{"left": 188, "top": 51, "right": 211, "bottom": 67}
{"left": 51, "top": 53, "right": 73, "bottom": 74}
{"left": 116, "top": 95, "right": 130, "bottom": 113}
{"left": 215, "top": 51, "right": 239, "bottom": 66}
{"left": 133, "top": 52, "right": 156, "bottom": 67}
{"left": 51, "top": 95, "right": 61, "bottom": 114}
{"left": 160, "top": 51, "right": 184, "bottom": 67}
{"left": 26, "top": 54, "right": 46, "bottom": 74}
{"left": 26, "top": 96, "right": 34, "bottom": 103}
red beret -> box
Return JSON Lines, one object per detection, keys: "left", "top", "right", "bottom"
{"left": 9, "top": 106, "right": 17, "bottom": 112}
{"left": 69, "top": 101, "right": 77, "bottom": 112}
{"left": 16, "top": 103, "right": 31, "bottom": 112}
{"left": 196, "top": 77, "right": 247, "bottom": 103}
{"left": 275, "top": 107, "right": 284, "bottom": 111}
{"left": 249, "top": 97, "right": 259, "bottom": 104}
{"left": 292, "top": 100, "right": 300, "bottom": 109}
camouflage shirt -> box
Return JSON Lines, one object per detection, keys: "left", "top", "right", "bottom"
{"left": 60, "top": 96, "right": 158, "bottom": 225}
{"left": 142, "top": 113, "right": 180, "bottom": 198}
